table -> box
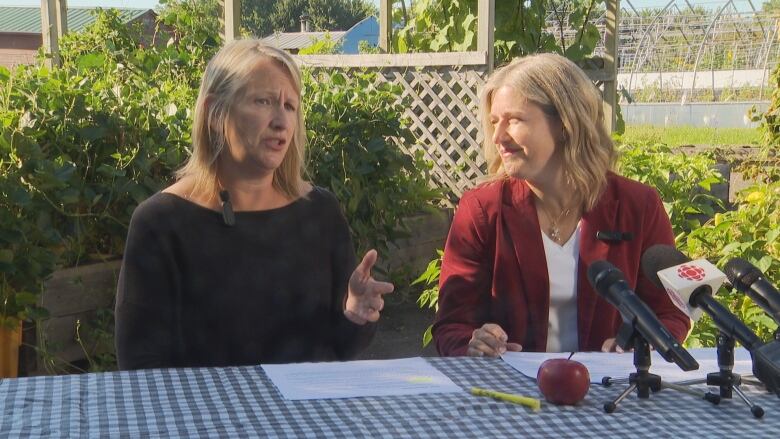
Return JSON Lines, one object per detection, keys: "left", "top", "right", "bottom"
{"left": 1, "top": 357, "right": 777, "bottom": 438}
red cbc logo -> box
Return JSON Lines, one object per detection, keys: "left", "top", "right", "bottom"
{"left": 677, "top": 264, "right": 706, "bottom": 281}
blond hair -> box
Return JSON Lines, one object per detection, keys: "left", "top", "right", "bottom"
{"left": 479, "top": 53, "right": 617, "bottom": 211}
{"left": 177, "top": 39, "right": 307, "bottom": 200}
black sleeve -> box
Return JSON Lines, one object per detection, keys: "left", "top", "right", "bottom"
{"left": 326, "top": 191, "right": 377, "bottom": 359}
{"left": 115, "top": 200, "right": 178, "bottom": 370}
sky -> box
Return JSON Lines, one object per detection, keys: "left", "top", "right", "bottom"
{"left": 0, "top": 0, "right": 761, "bottom": 13}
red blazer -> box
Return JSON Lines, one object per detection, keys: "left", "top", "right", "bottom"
{"left": 433, "top": 173, "right": 691, "bottom": 356}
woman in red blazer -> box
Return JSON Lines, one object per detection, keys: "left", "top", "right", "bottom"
{"left": 432, "top": 54, "right": 691, "bottom": 357}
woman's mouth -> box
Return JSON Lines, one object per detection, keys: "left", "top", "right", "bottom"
{"left": 262, "top": 137, "right": 287, "bottom": 150}
{"left": 499, "top": 146, "right": 523, "bottom": 157}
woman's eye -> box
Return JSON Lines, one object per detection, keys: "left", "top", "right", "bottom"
{"left": 255, "top": 98, "right": 270, "bottom": 105}
{"left": 285, "top": 103, "right": 297, "bottom": 112}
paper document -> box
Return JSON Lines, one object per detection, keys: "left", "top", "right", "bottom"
{"left": 262, "top": 357, "right": 462, "bottom": 400}
{"left": 501, "top": 348, "right": 753, "bottom": 384}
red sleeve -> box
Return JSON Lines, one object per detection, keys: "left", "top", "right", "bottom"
{"left": 432, "top": 192, "right": 494, "bottom": 356}
{"left": 635, "top": 188, "right": 692, "bottom": 343}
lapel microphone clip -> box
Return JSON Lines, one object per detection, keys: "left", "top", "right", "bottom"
{"left": 596, "top": 230, "right": 633, "bottom": 242}
{"left": 219, "top": 190, "right": 235, "bottom": 227}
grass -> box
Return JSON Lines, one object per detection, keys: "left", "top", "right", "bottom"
{"left": 620, "top": 125, "right": 761, "bottom": 147}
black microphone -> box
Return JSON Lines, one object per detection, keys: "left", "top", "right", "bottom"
{"left": 587, "top": 260, "right": 699, "bottom": 371}
{"left": 642, "top": 245, "right": 780, "bottom": 394}
{"left": 724, "top": 258, "right": 780, "bottom": 325}
{"left": 219, "top": 189, "right": 235, "bottom": 227}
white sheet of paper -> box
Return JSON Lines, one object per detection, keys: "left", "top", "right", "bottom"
{"left": 501, "top": 348, "right": 753, "bottom": 384}
{"left": 262, "top": 357, "right": 462, "bottom": 400}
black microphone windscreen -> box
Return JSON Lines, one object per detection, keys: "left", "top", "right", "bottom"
{"left": 587, "top": 260, "right": 618, "bottom": 289}
{"left": 640, "top": 244, "right": 690, "bottom": 289}
{"left": 723, "top": 258, "right": 758, "bottom": 291}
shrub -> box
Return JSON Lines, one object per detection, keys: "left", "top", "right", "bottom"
{"left": 304, "top": 69, "right": 439, "bottom": 254}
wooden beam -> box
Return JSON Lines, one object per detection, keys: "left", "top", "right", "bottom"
{"left": 221, "top": 0, "right": 241, "bottom": 43}
{"left": 40, "top": 0, "right": 67, "bottom": 67}
{"left": 477, "top": 0, "right": 495, "bottom": 72}
{"left": 379, "top": 0, "right": 392, "bottom": 52}
{"left": 295, "top": 52, "right": 487, "bottom": 68}
{"left": 603, "top": 0, "right": 619, "bottom": 133}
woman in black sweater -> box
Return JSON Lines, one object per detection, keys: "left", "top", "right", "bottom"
{"left": 115, "top": 40, "right": 393, "bottom": 370}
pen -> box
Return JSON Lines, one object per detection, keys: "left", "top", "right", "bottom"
{"left": 470, "top": 387, "right": 541, "bottom": 411}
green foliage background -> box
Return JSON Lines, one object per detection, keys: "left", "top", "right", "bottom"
{"left": 241, "top": 0, "right": 377, "bottom": 35}
{"left": 392, "top": 0, "right": 605, "bottom": 65}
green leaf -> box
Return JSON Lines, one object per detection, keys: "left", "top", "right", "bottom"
{"left": 366, "top": 138, "right": 384, "bottom": 153}
{"left": 422, "top": 325, "right": 433, "bottom": 348}
{"left": 79, "top": 126, "right": 108, "bottom": 141}
{"left": 0, "top": 229, "right": 23, "bottom": 245}
{"left": 77, "top": 53, "right": 107, "bottom": 70}
{"left": 14, "top": 292, "right": 38, "bottom": 306}
{"left": 0, "top": 249, "right": 13, "bottom": 263}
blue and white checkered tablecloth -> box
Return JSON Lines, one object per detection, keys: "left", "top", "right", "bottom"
{"left": 0, "top": 357, "right": 777, "bottom": 438}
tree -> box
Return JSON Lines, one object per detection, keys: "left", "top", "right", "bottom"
{"left": 391, "top": 0, "right": 605, "bottom": 65}
{"left": 242, "top": 0, "right": 378, "bottom": 36}
{"left": 764, "top": 0, "right": 780, "bottom": 13}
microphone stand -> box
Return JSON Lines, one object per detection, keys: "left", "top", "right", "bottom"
{"left": 675, "top": 333, "right": 764, "bottom": 418}
{"left": 600, "top": 323, "right": 720, "bottom": 413}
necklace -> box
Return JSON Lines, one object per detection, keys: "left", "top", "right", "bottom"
{"left": 538, "top": 202, "right": 572, "bottom": 243}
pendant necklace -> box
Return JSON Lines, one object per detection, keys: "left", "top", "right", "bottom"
{"left": 539, "top": 203, "right": 571, "bottom": 243}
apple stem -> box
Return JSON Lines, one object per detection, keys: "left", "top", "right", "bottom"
{"left": 567, "top": 352, "right": 574, "bottom": 360}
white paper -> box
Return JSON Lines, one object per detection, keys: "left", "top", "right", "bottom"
{"left": 262, "top": 357, "right": 462, "bottom": 400}
{"left": 501, "top": 348, "right": 753, "bottom": 384}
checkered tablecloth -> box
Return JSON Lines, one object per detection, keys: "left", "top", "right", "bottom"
{"left": 1, "top": 357, "right": 777, "bottom": 438}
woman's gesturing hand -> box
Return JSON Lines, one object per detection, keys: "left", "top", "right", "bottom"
{"left": 467, "top": 323, "right": 523, "bottom": 357}
{"left": 344, "top": 249, "right": 395, "bottom": 325}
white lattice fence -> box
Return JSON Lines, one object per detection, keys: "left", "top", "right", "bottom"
{"left": 297, "top": 53, "right": 490, "bottom": 206}
{"left": 387, "top": 66, "right": 488, "bottom": 202}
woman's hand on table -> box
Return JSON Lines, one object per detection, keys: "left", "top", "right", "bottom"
{"left": 467, "top": 323, "right": 522, "bottom": 358}
{"left": 601, "top": 337, "right": 628, "bottom": 353}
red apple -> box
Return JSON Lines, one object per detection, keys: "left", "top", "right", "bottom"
{"left": 536, "top": 358, "right": 590, "bottom": 405}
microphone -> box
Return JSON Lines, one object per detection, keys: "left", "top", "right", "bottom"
{"left": 642, "top": 245, "right": 780, "bottom": 394}
{"left": 724, "top": 258, "right": 780, "bottom": 325}
{"left": 596, "top": 230, "right": 633, "bottom": 242}
{"left": 219, "top": 189, "right": 235, "bottom": 227}
{"left": 641, "top": 245, "right": 763, "bottom": 350}
{"left": 587, "top": 260, "right": 699, "bottom": 371}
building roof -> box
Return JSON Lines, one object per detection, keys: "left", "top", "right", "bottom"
{"left": 261, "top": 31, "right": 347, "bottom": 51}
{"left": 0, "top": 6, "right": 152, "bottom": 34}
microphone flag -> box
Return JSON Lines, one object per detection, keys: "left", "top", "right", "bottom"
{"left": 656, "top": 259, "right": 726, "bottom": 321}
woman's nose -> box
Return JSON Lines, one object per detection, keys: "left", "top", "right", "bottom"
{"left": 492, "top": 122, "right": 507, "bottom": 145}
{"left": 270, "top": 107, "right": 289, "bottom": 130}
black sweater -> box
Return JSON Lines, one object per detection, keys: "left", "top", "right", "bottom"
{"left": 115, "top": 187, "right": 375, "bottom": 370}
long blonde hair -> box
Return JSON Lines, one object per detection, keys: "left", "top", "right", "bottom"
{"left": 177, "top": 39, "right": 307, "bottom": 200}
{"left": 479, "top": 53, "right": 617, "bottom": 211}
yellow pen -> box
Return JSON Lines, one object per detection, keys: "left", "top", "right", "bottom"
{"left": 470, "top": 387, "right": 542, "bottom": 411}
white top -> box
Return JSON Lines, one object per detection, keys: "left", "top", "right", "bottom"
{"left": 543, "top": 222, "right": 581, "bottom": 353}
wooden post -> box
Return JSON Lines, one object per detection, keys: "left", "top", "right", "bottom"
{"left": 220, "top": 0, "right": 241, "bottom": 43}
{"left": 603, "top": 0, "right": 620, "bottom": 133}
{"left": 379, "top": 0, "right": 392, "bottom": 52}
{"left": 40, "top": 0, "right": 67, "bottom": 68}
{"left": 477, "top": 0, "right": 495, "bottom": 72}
